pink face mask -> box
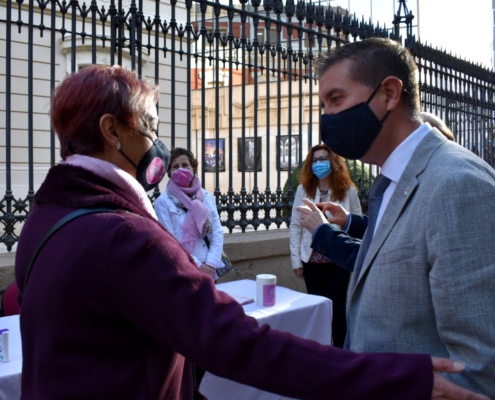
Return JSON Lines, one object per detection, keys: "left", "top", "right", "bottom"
{"left": 171, "top": 168, "right": 194, "bottom": 187}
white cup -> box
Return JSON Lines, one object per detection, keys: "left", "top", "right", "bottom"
{"left": 256, "top": 274, "right": 276, "bottom": 307}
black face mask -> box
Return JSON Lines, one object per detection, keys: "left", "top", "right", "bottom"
{"left": 120, "top": 131, "right": 171, "bottom": 192}
{"left": 320, "top": 84, "right": 390, "bottom": 160}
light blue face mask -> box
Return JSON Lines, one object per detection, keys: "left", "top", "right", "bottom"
{"left": 312, "top": 160, "right": 332, "bottom": 179}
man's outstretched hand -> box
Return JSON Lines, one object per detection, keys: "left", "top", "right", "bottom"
{"left": 295, "top": 198, "right": 328, "bottom": 234}
{"left": 315, "top": 201, "right": 349, "bottom": 227}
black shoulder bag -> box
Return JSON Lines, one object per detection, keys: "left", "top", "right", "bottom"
{"left": 23, "top": 207, "right": 116, "bottom": 291}
{"left": 203, "top": 236, "right": 233, "bottom": 278}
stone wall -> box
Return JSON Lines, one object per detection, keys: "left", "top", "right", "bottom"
{"left": 0, "top": 229, "right": 304, "bottom": 308}
{"left": 217, "top": 229, "right": 306, "bottom": 293}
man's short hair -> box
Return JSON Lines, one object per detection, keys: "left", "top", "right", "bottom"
{"left": 316, "top": 38, "right": 420, "bottom": 117}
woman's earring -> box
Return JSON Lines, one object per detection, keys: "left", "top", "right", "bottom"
{"left": 116, "top": 142, "right": 121, "bottom": 151}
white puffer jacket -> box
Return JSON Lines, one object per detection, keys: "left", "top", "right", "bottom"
{"left": 155, "top": 188, "right": 225, "bottom": 271}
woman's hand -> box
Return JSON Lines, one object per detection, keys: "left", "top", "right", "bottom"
{"left": 430, "top": 357, "right": 490, "bottom": 399}
{"left": 199, "top": 264, "right": 216, "bottom": 278}
{"left": 293, "top": 268, "right": 304, "bottom": 279}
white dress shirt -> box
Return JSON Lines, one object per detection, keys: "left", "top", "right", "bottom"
{"left": 375, "top": 123, "right": 431, "bottom": 234}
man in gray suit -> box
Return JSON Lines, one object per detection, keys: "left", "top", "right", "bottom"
{"left": 297, "top": 38, "right": 495, "bottom": 398}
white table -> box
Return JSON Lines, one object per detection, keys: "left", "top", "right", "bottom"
{"left": 199, "top": 279, "right": 333, "bottom": 400}
{"left": 0, "top": 314, "right": 22, "bottom": 400}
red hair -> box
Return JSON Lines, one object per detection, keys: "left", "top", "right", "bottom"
{"left": 299, "top": 143, "right": 357, "bottom": 201}
{"left": 51, "top": 65, "right": 158, "bottom": 159}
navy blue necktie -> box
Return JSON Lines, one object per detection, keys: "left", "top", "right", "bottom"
{"left": 344, "top": 173, "right": 391, "bottom": 350}
{"left": 352, "top": 174, "right": 391, "bottom": 283}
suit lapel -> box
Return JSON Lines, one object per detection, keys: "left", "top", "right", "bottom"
{"left": 354, "top": 174, "right": 418, "bottom": 288}
{"left": 351, "top": 129, "right": 447, "bottom": 292}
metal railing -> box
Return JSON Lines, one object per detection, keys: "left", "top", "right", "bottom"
{"left": 0, "top": 0, "right": 494, "bottom": 251}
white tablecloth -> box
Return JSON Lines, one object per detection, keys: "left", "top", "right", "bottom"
{"left": 199, "top": 279, "right": 333, "bottom": 400}
{"left": 0, "top": 315, "right": 22, "bottom": 400}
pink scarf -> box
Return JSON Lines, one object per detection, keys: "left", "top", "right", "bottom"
{"left": 61, "top": 154, "right": 158, "bottom": 220}
{"left": 167, "top": 175, "right": 210, "bottom": 252}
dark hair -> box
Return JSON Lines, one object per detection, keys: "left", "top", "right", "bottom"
{"left": 315, "top": 38, "right": 420, "bottom": 117}
{"left": 51, "top": 65, "right": 159, "bottom": 160}
{"left": 168, "top": 148, "right": 199, "bottom": 176}
{"left": 299, "top": 143, "right": 357, "bottom": 201}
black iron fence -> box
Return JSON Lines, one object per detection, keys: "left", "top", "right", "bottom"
{"left": 0, "top": 0, "right": 494, "bottom": 251}
{"left": 409, "top": 39, "right": 495, "bottom": 166}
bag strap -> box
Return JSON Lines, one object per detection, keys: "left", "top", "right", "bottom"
{"left": 23, "top": 207, "right": 116, "bottom": 291}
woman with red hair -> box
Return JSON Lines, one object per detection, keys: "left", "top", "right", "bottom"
{"left": 290, "top": 143, "right": 361, "bottom": 348}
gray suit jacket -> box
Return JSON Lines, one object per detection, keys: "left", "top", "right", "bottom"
{"left": 347, "top": 129, "right": 495, "bottom": 397}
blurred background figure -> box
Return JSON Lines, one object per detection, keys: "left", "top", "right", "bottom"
{"left": 155, "top": 148, "right": 225, "bottom": 281}
{"left": 290, "top": 143, "right": 362, "bottom": 348}
{"left": 420, "top": 112, "right": 455, "bottom": 141}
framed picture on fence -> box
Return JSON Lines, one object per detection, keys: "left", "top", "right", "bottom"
{"left": 278, "top": 135, "right": 300, "bottom": 171}
{"left": 237, "top": 138, "right": 262, "bottom": 172}
{"left": 204, "top": 139, "right": 226, "bottom": 172}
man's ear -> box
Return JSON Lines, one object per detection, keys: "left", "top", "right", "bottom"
{"left": 99, "top": 114, "right": 120, "bottom": 148}
{"left": 381, "top": 76, "right": 404, "bottom": 112}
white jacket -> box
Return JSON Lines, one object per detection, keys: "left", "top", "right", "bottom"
{"left": 289, "top": 184, "right": 362, "bottom": 270}
{"left": 154, "top": 188, "right": 225, "bottom": 271}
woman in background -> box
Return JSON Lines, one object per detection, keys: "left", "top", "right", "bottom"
{"left": 155, "top": 148, "right": 224, "bottom": 281}
{"left": 290, "top": 143, "right": 361, "bottom": 348}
